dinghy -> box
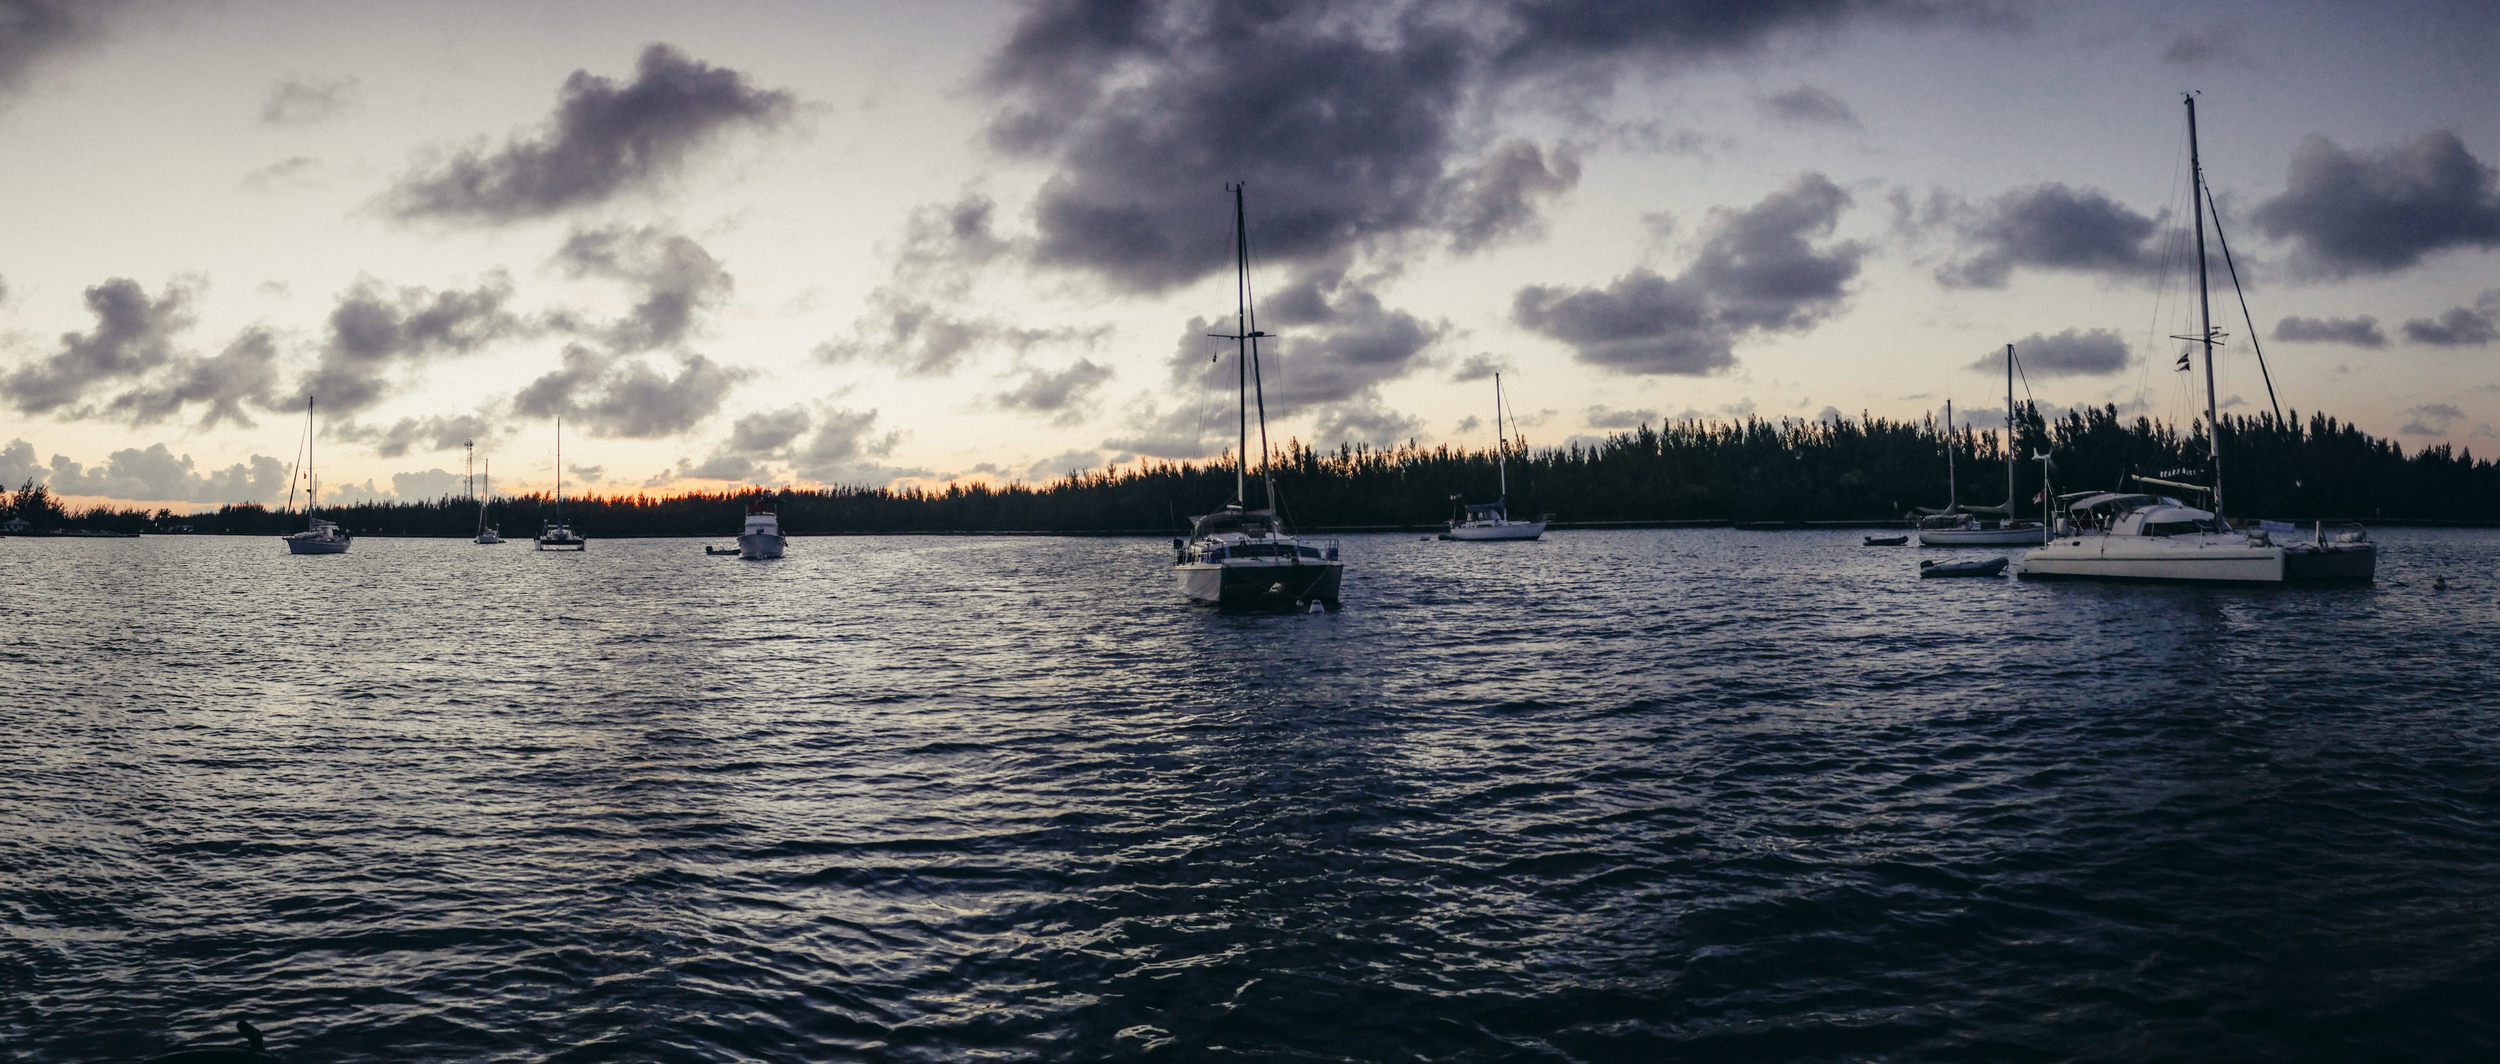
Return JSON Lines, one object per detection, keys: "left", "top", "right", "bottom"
{"left": 1920, "top": 556, "right": 2009, "bottom": 578}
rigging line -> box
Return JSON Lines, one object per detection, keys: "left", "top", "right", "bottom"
{"left": 2200, "top": 179, "right": 2284, "bottom": 424}
{"left": 284, "top": 398, "right": 307, "bottom": 512}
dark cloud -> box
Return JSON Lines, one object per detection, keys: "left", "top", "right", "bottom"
{"left": 1314, "top": 398, "right": 1424, "bottom": 447}
{"left": 2, "top": 277, "right": 192, "bottom": 416}
{"left": 342, "top": 413, "right": 497, "bottom": 459}
{"left": 1998, "top": 328, "right": 2129, "bottom": 377}
{"left": 554, "top": 225, "right": 733, "bottom": 351}
{"left": 103, "top": 328, "right": 282, "bottom": 429}
{"left": 1224, "top": 265, "right": 1446, "bottom": 409}
{"left": 1585, "top": 404, "right": 1657, "bottom": 428}
{"left": 2160, "top": 24, "right": 2246, "bottom": 67}
{"left": 388, "top": 44, "right": 795, "bottom": 224}
{"left": 260, "top": 75, "right": 358, "bottom": 125}
{"left": 1450, "top": 353, "right": 1507, "bottom": 381}
{"left": 1024, "top": 449, "right": 1105, "bottom": 480}
{"left": 2252, "top": 131, "right": 2500, "bottom": 276}
{"left": 819, "top": 290, "right": 1106, "bottom": 377}
{"left": 1936, "top": 183, "right": 2164, "bottom": 288}
{"left": 511, "top": 343, "right": 749, "bottom": 438}
{"left": 787, "top": 407, "right": 918, "bottom": 485}
{"left": 1760, "top": 85, "right": 1859, "bottom": 128}
{"left": 41, "top": 443, "right": 288, "bottom": 504}
{"left": 0, "top": 0, "right": 118, "bottom": 94}
{"left": 2273, "top": 315, "right": 2386, "bottom": 348}
{"left": 1439, "top": 139, "right": 1581, "bottom": 253}
{"left": 727, "top": 406, "right": 812, "bottom": 452}
{"left": 1100, "top": 398, "right": 1227, "bottom": 461}
{"left": 2400, "top": 402, "right": 2467, "bottom": 436}
{"left": 2403, "top": 308, "right": 2497, "bottom": 347}
{"left": 1490, "top": 0, "right": 2009, "bottom": 73}
{"left": 304, "top": 276, "right": 529, "bottom": 414}
{"left": 1514, "top": 173, "right": 1859, "bottom": 373}
{"left": 995, "top": 358, "right": 1115, "bottom": 425}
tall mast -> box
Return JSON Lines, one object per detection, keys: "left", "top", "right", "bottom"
{"left": 2004, "top": 344, "right": 2016, "bottom": 511}
{"left": 1945, "top": 399, "right": 1956, "bottom": 508}
{"left": 555, "top": 417, "right": 564, "bottom": 519}
{"left": 1494, "top": 372, "right": 1509, "bottom": 499}
{"left": 1210, "top": 184, "right": 1272, "bottom": 509}
{"left": 2186, "top": 93, "right": 2224, "bottom": 519}
{"left": 306, "top": 395, "right": 317, "bottom": 523}
{"left": 480, "top": 459, "right": 490, "bottom": 536}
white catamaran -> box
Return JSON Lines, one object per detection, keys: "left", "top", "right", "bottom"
{"left": 1914, "top": 345, "right": 2047, "bottom": 547}
{"left": 2019, "top": 95, "right": 2375, "bottom": 584}
{"left": 1442, "top": 372, "right": 1548, "bottom": 542}
{"left": 1172, "top": 184, "right": 1343, "bottom": 610}
{"left": 281, "top": 396, "right": 351, "bottom": 555}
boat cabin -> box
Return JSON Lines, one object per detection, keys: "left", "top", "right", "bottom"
{"left": 1190, "top": 506, "right": 1278, "bottom": 539}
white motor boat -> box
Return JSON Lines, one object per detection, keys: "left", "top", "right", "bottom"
{"left": 1172, "top": 185, "right": 1344, "bottom": 610}
{"left": 737, "top": 502, "right": 786, "bottom": 559}
{"left": 279, "top": 396, "right": 352, "bottom": 555}
{"left": 2017, "top": 96, "right": 2375, "bottom": 584}
{"left": 1442, "top": 372, "right": 1548, "bottom": 542}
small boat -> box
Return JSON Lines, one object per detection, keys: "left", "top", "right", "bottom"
{"left": 1864, "top": 534, "right": 1908, "bottom": 546}
{"left": 1921, "top": 556, "right": 2009, "bottom": 578}
{"left": 1441, "top": 372, "right": 1548, "bottom": 541}
{"left": 535, "top": 418, "right": 587, "bottom": 551}
{"left": 705, "top": 545, "right": 739, "bottom": 556}
{"left": 1911, "top": 357, "right": 2046, "bottom": 547}
{"left": 280, "top": 396, "right": 351, "bottom": 555}
{"left": 736, "top": 501, "right": 786, "bottom": 559}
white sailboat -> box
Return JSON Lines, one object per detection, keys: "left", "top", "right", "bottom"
{"left": 1441, "top": 372, "right": 1548, "bottom": 542}
{"left": 1172, "top": 184, "right": 1344, "bottom": 610}
{"left": 1915, "top": 345, "right": 2047, "bottom": 546}
{"left": 535, "top": 418, "right": 586, "bottom": 551}
{"left": 280, "top": 396, "right": 351, "bottom": 555}
{"left": 2019, "top": 95, "right": 2375, "bottom": 584}
{"left": 475, "top": 459, "right": 502, "bottom": 544}
{"left": 736, "top": 500, "right": 786, "bottom": 559}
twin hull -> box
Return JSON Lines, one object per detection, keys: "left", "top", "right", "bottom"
{"left": 1175, "top": 559, "right": 1343, "bottom": 606}
{"left": 2020, "top": 535, "right": 2377, "bottom": 584}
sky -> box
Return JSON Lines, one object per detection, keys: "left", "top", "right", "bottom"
{"left": 3, "top": 0, "right": 2498, "bottom": 513}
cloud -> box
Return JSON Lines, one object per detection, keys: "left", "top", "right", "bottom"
{"left": 0, "top": 0, "right": 119, "bottom": 95}
{"left": 2, "top": 277, "right": 192, "bottom": 416}
{"left": 2399, "top": 291, "right": 2500, "bottom": 346}
{"left": 819, "top": 290, "right": 1106, "bottom": 377}
{"left": 1024, "top": 448, "right": 1103, "bottom": 480}
{"left": 388, "top": 468, "right": 464, "bottom": 501}
{"left": 1585, "top": 405, "right": 1657, "bottom": 429}
{"left": 1313, "top": 397, "right": 1423, "bottom": 447}
{"left": 2160, "top": 24, "right": 2247, "bottom": 67}
{"left": 340, "top": 412, "right": 497, "bottom": 459}
{"left": 303, "top": 276, "right": 530, "bottom": 414}
{"left": 387, "top": 44, "right": 795, "bottom": 224}
{"left": 2272, "top": 315, "right": 2386, "bottom": 347}
{"left": 41, "top": 443, "right": 288, "bottom": 505}
{"left": 1439, "top": 139, "right": 1581, "bottom": 253}
{"left": 243, "top": 156, "right": 324, "bottom": 191}
{"left": 1999, "top": 328, "right": 2129, "bottom": 377}
{"left": 1, "top": 437, "right": 38, "bottom": 487}
{"left": 1513, "top": 173, "right": 1860, "bottom": 374}
{"left": 1935, "top": 183, "right": 2164, "bottom": 288}
{"left": 511, "top": 343, "right": 749, "bottom": 438}
{"left": 727, "top": 406, "right": 812, "bottom": 452}
{"left": 2252, "top": 131, "right": 2500, "bottom": 276}
{"left": 995, "top": 358, "right": 1115, "bottom": 425}
{"left": 1450, "top": 353, "right": 1507, "bottom": 381}
{"left": 787, "top": 406, "right": 919, "bottom": 486}
{"left": 1196, "top": 264, "right": 1445, "bottom": 413}
{"left": 1100, "top": 398, "right": 1227, "bottom": 461}
{"left": 102, "top": 328, "right": 282, "bottom": 429}
{"left": 554, "top": 225, "right": 733, "bottom": 351}
{"left": 1759, "top": 86, "right": 1859, "bottom": 128}
{"left": 260, "top": 75, "right": 358, "bottom": 125}
{"left": 2400, "top": 402, "right": 2467, "bottom": 436}
{"left": 1491, "top": 0, "right": 2007, "bottom": 74}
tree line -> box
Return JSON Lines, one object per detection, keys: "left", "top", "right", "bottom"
{"left": 6, "top": 405, "right": 2494, "bottom": 537}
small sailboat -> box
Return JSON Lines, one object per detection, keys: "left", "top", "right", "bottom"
{"left": 475, "top": 458, "right": 502, "bottom": 544}
{"left": 1172, "top": 184, "right": 1344, "bottom": 610}
{"left": 1441, "top": 372, "right": 1549, "bottom": 541}
{"left": 535, "top": 418, "right": 586, "bottom": 551}
{"left": 1914, "top": 345, "right": 2047, "bottom": 547}
{"left": 2020, "top": 95, "right": 2375, "bottom": 584}
{"left": 736, "top": 500, "right": 786, "bottom": 559}
{"left": 280, "top": 396, "right": 351, "bottom": 555}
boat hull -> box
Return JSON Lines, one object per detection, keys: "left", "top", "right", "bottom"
{"left": 738, "top": 532, "right": 787, "bottom": 560}
{"left": 1441, "top": 520, "right": 1546, "bottom": 541}
{"left": 535, "top": 538, "right": 585, "bottom": 551}
{"left": 1176, "top": 559, "right": 1343, "bottom": 608}
{"left": 2018, "top": 535, "right": 2286, "bottom": 583}
{"left": 283, "top": 536, "right": 349, "bottom": 555}
{"left": 1917, "top": 525, "right": 2047, "bottom": 547}
{"left": 2283, "top": 543, "right": 2377, "bottom": 582}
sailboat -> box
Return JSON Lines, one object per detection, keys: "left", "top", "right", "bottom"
{"left": 1914, "top": 345, "right": 2047, "bottom": 546}
{"left": 1172, "top": 184, "right": 1344, "bottom": 610}
{"left": 280, "top": 396, "right": 351, "bottom": 555}
{"left": 2019, "top": 95, "right": 2375, "bottom": 583}
{"left": 1441, "top": 372, "right": 1549, "bottom": 541}
{"left": 535, "top": 418, "right": 586, "bottom": 550}
{"left": 475, "top": 459, "right": 502, "bottom": 544}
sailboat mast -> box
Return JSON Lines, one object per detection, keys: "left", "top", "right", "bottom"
{"left": 2005, "top": 344, "right": 2016, "bottom": 511}
{"left": 1233, "top": 186, "right": 1249, "bottom": 507}
{"left": 1494, "top": 372, "right": 1509, "bottom": 499}
{"left": 1945, "top": 399, "right": 1956, "bottom": 508}
{"left": 555, "top": 417, "right": 564, "bottom": 519}
{"left": 2186, "top": 93, "right": 2224, "bottom": 519}
{"left": 306, "top": 396, "right": 317, "bottom": 524}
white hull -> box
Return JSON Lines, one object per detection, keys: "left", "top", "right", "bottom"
{"left": 1175, "top": 558, "right": 1343, "bottom": 607}
{"left": 1442, "top": 520, "right": 1546, "bottom": 541}
{"left": 2019, "top": 533, "right": 2286, "bottom": 583}
{"left": 1917, "top": 525, "right": 2047, "bottom": 547}
{"left": 738, "top": 531, "right": 786, "bottom": 559}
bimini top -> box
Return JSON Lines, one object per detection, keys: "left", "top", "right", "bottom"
{"left": 1460, "top": 498, "right": 1506, "bottom": 518}
{"left": 2061, "top": 492, "right": 2160, "bottom": 515}
{"left": 1189, "top": 506, "right": 1279, "bottom": 538}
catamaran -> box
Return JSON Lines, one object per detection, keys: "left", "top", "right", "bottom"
{"left": 280, "top": 396, "right": 351, "bottom": 555}
{"left": 1172, "top": 184, "right": 1343, "bottom": 610}
{"left": 536, "top": 418, "right": 586, "bottom": 551}
{"left": 2019, "top": 95, "right": 2375, "bottom": 583}
{"left": 1914, "top": 345, "right": 2047, "bottom": 546}
{"left": 1442, "top": 372, "right": 1548, "bottom": 541}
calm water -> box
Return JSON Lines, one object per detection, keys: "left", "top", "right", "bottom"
{"left": 4, "top": 529, "right": 2497, "bottom": 1062}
